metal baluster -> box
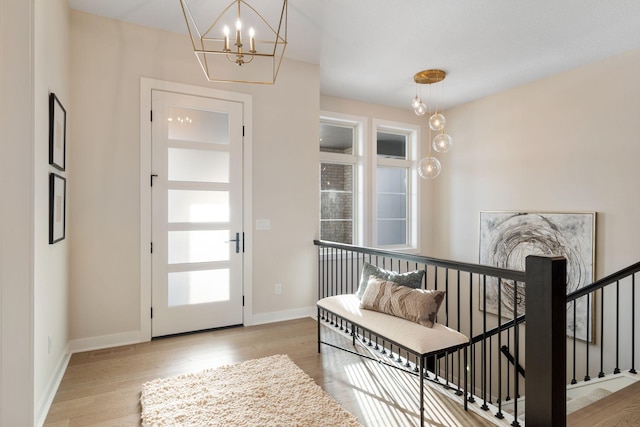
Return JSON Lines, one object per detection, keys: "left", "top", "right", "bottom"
{"left": 631, "top": 274, "right": 637, "bottom": 374}
{"left": 505, "top": 328, "right": 511, "bottom": 402}
{"left": 512, "top": 281, "right": 520, "bottom": 427}
{"left": 345, "top": 250, "right": 352, "bottom": 335}
{"left": 457, "top": 270, "right": 462, "bottom": 395}
{"left": 599, "top": 288, "right": 605, "bottom": 378}
{"left": 585, "top": 294, "right": 591, "bottom": 381}
{"left": 468, "top": 272, "right": 475, "bottom": 403}
{"left": 481, "top": 275, "right": 489, "bottom": 410}
{"left": 331, "top": 247, "right": 336, "bottom": 297}
{"left": 615, "top": 280, "right": 621, "bottom": 374}
{"left": 571, "top": 300, "right": 577, "bottom": 384}
{"left": 317, "top": 246, "right": 321, "bottom": 301}
{"left": 489, "top": 335, "right": 493, "bottom": 404}
{"left": 496, "top": 278, "right": 504, "bottom": 419}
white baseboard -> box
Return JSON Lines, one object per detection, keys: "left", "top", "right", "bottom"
{"left": 246, "top": 306, "right": 316, "bottom": 326}
{"left": 35, "top": 343, "right": 71, "bottom": 427}
{"left": 68, "top": 330, "right": 146, "bottom": 354}
{"left": 35, "top": 313, "right": 319, "bottom": 425}
{"left": 35, "top": 331, "right": 146, "bottom": 427}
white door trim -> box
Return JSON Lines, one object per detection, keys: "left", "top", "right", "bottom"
{"left": 139, "top": 78, "right": 253, "bottom": 341}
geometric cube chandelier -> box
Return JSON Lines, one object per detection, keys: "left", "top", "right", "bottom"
{"left": 412, "top": 69, "right": 454, "bottom": 179}
{"left": 180, "top": 0, "right": 287, "bottom": 84}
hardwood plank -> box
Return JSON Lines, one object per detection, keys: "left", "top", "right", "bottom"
{"left": 567, "top": 380, "right": 640, "bottom": 427}
{"left": 44, "top": 318, "right": 495, "bottom": 427}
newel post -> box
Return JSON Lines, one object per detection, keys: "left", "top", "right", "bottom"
{"left": 525, "top": 255, "right": 567, "bottom": 426}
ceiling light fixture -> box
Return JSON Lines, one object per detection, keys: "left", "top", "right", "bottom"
{"left": 413, "top": 69, "right": 454, "bottom": 179}
{"left": 180, "top": 0, "right": 288, "bottom": 84}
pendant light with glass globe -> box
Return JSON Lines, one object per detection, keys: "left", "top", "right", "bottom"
{"left": 412, "top": 69, "right": 454, "bottom": 179}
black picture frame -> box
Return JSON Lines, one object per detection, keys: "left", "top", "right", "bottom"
{"left": 49, "top": 92, "right": 66, "bottom": 171}
{"left": 49, "top": 173, "right": 66, "bottom": 244}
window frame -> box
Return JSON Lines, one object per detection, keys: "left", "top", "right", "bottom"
{"left": 319, "top": 113, "right": 420, "bottom": 252}
{"left": 319, "top": 112, "right": 367, "bottom": 247}
{"left": 372, "top": 119, "right": 420, "bottom": 252}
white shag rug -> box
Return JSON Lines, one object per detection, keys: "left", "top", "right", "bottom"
{"left": 141, "top": 354, "right": 362, "bottom": 426}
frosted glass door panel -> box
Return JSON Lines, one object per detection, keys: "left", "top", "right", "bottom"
{"left": 167, "top": 106, "right": 229, "bottom": 145}
{"left": 168, "top": 148, "right": 230, "bottom": 183}
{"left": 168, "top": 190, "right": 229, "bottom": 223}
{"left": 168, "top": 269, "right": 230, "bottom": 307}
{"left": 168, "top": 230, "right": 230, "bottom": 264}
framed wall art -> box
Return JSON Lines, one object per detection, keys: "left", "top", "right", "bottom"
{"left": 479, "top": 211, "right": 596, "bottom": 341}
{"left": 49, "top": 173, "right": 66, "bottom": 244}
{"left": 49, "top": 92, "right": 66, "bottom": 171}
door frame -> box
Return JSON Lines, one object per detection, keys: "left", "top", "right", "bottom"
{"left": 139, "top": 78, "right": 253, "bottom": 341}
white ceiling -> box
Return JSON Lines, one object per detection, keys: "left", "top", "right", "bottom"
{"left": 67, "top": 0, "right": 640, "bottom": 110}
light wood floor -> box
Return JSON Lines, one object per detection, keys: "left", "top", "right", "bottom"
{"left": 44, "top": 317, "right": 497, "bottom": 427}
{"left": 567, "top": 380, "right": 640, "bottom": 427}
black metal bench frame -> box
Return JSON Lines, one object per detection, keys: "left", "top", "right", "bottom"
{"left": 317, "top": 305, "right": 469, "bottom": 427}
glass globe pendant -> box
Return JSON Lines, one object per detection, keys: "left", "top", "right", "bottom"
{"left": 414, "top": 102, "right": 427, "bottom": 116}
{"left": 433, "top": 132, "right": 453, "bottom": 153}
{"left": 411, "top": 95, "right": 422, "bottom": 109}
{"left": 429, "top": 113, "right": 446, "bottom": 131}
{"left": 418, "top": 157, "right": 441, "bottom": 179}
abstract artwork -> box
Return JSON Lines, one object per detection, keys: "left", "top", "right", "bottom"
{"left": 480, "top": 211, "right": 595, "bottom": 341}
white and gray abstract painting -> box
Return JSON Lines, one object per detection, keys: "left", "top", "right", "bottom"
{"left": 479, "top": 211, "right": 595, "bottom": 341}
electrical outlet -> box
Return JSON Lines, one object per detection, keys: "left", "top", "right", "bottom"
{"left": 275, "top": 283, "right": 282, "bottom": 295}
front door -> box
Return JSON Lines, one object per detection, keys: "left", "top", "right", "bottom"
{"left": 151, "top": 90, "right": 244, "bottom": 337}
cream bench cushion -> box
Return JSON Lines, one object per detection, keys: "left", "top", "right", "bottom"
{"left": 318, "top": 294, "right": 469, "bottom": 355}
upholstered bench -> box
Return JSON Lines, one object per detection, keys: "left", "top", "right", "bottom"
{"left": 317, "top": 292, "right": 470, "bottom": 427}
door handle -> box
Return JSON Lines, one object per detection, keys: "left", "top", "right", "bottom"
{"left": 228, "top": 232, "right": 240, "bottom": 254}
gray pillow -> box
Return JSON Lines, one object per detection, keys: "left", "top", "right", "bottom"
{"left": 355, "top": 261, "right": 425, "bottom": 299}
{"left": 360, "top": 277, "right": 446, "bottom": 328}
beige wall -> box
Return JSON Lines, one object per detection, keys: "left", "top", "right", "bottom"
{"left": 68, "top": 11, "right": 320, "bottom": 341}
{"left": 437, "top": 48, "right": 640, "bottom": 274}
{"left": 1, "top": 0, "right": 35, "bottom": 425}
{"left": 33, "top": 0, "right": 70, "bottom": 421}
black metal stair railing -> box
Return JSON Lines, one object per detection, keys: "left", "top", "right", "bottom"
{"left": 315, "top": 239, "right": 527, "bottom": 425}
{"left": 315, "top": 239, "right": 640, "bottom": 425}
{"left": 564, "top": 261, "right": 640, "bottom": 387}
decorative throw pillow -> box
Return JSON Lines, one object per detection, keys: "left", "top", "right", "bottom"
{"left": 360, "top": 276, "right": 446, "bottom": 328}
{"left": 355, "top": 262, "right": 425, "bottom": 299}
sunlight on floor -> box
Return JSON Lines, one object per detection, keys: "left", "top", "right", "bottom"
{"left": 319, "top": 322, "right": 501, "bottom": 427}
{"left": 345, "top": 359, "right": 474, "bottom": 427}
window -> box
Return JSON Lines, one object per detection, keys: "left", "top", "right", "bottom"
{"left": 319, "top": 118, "right": 359, "bottom": 245}
{"left": 375, "top": 128, "right": 414, "bottom": 247}
{"left": 319, "top": 114, "right": 419, "bottom": 250}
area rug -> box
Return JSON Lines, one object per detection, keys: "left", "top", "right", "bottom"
{"left": 140, "top": 354, "right": 362, "bottom": 426}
